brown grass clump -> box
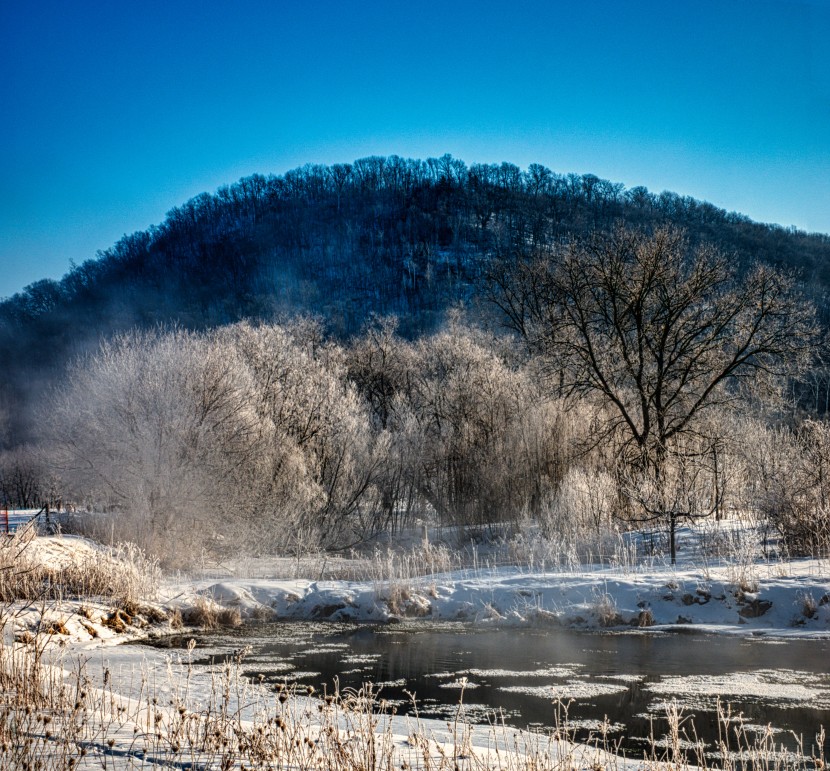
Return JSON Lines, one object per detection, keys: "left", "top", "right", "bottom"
{"left": 79, "top": 621, "right": 98, "bottom": 639}
{"left": 384, "top": 583, "right": 411, "bottom": 615}
{"left": 0, "top": 524, "right": 161, "bottom": 608}
{"left": 250, "top": 604, "right": 277, "bottom": 621}
{"left": 216, "top": 606, "right": 242, "bottom": 628}
{"left": 637, "top": 608, "right": 655, "bottom": 627}
{"left": 43, "top": 619, "right": 69, "bottom": 636}
{"left": 101, "top": 608, "right": 133, "bottom": 633}
{"left": 181, "top": 596, "right": 242, "bottom": 630}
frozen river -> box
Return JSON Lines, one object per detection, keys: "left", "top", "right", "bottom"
{"left": 151, "top": 621, "right": 830, "bottom": 761}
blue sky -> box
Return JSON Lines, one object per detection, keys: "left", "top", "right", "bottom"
{"left": 2, "top": 0, "right": 828, "bottom": 299}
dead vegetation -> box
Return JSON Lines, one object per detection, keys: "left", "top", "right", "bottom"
{"left": 0, "top": 523, "right": 160, "bottom": 608}
{"left": 181, "top": 595, "right": 243, "bottom": 630}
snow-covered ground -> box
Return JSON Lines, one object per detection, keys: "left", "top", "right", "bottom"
{"left": 8, "top": 529, "right": 830, "bottom": 661}
{"left": 5, "top": 529, "right": 830, "bottom": 768}
{"left": 167, "top": 559, "right": 830, "bottom": 637}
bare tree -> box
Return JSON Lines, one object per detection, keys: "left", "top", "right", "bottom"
{"left": 0, "top": 445, "right": 58, "bottom": 509}
{"left": 495, "top": 226, "right": 819, "bottom": 561}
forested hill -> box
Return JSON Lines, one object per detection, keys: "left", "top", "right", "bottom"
{"left": 2, "top": 154, "right": 830, "bottom": 444}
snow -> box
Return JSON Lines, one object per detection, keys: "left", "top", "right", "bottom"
{"left": 7, "top": 531, "right": 830, "bottom": 768}
{"left": 159, "top": 560, "right": 830, "bottom": 638}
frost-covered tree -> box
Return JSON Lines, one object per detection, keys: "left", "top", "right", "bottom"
{"left": 395, "top": 326, "right": 564, "bottom": 528}
{"left": 222, "top": 321, "right": 377, "bottom": 546}
{"left": 50, "top": 329, "right": 268, "bottom": 564}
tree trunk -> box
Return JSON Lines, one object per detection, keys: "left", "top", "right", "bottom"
{"left": 670, "top": 511, "right": 677, "bottom": 565}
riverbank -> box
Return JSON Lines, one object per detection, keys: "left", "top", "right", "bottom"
{"left": 167, "top": 559, "right": 830, "bottom": 638}
{"left": 3, "top": 530, "right": 829, "bottom": 768}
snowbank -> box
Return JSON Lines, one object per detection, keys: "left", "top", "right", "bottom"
{"left": 167, "top": 562, "right": 830, "bottom": 637}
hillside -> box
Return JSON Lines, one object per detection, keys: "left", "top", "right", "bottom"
{"left": 2, "top": 154, "right": 829, "bottom": 444}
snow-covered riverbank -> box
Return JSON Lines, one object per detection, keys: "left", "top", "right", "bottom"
{"left": 8, "top": 531, "right": 830, "bottom": 652}
{"left": 5, "top": 532, "right": 830, "bottom": 769}
{"left": 168, "top": 560, "right": 830, "bottom": 638}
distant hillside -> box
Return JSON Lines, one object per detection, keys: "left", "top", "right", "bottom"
{"left": 2, "top": 154, "right": 829, "bottom": 444}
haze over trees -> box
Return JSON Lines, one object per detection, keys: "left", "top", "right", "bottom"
{"left": 1, "top": 155, "right": 829, "bottom": 566}
{"left": 3, "top": 154, "right": 830, "bottom": 445}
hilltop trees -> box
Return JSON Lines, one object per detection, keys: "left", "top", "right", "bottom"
{"left": 5, "top": 155, "right": 830, "bottom": 449}
{"left": 23, "top": 185, "right": 826, "bottom": 566}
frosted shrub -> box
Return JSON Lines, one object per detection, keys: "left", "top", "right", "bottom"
{"left": 224, "top": 321, "right": 377, "bottom": 549}
{"left": 393, "top": 326, "right": 567, "bottom": 530}
{"left": 535, "top": 467, "right": 624, "bottom": 566}
{"left": 546, "top": 467, "right": 617, "bottom": 537}
{"left": 49, "top": 329, "right": 272, "bottom": 566}
{"left": 741, "top": 419, "right": 830, "bottom": 558}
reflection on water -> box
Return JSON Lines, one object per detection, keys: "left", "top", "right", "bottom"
{"left": 150, "top": 622, "right": 830, "bottom": 760}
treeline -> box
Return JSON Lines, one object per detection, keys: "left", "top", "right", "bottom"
{"left": 3, "top": 311, "right": 821, "bottom": 567}
{"left": 3, "top": 226, "right": 830, "bottom": 564}
{"left": 3, "top": 154, "right": 830, "bottom": 446}
{"left": 39, "top": 319, "right": 562, "bottom": 564}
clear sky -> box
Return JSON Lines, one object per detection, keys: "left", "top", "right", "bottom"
{"left": 1, "top": 0, "right": 828, "bottom": 299}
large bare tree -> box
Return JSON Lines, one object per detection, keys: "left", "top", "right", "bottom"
{"left": 492, "top": 226, "right": 819, "bottom": 561}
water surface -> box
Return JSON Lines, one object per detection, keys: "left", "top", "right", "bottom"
{"left": 151, "top": 622, "right": 830, "bottom": 761}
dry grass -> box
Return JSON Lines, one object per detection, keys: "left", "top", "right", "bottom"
{"left": 181, "top": 594, "right": 243, "bottom": 630}
{"left": 0, "top": 524, "right": 161, "bottom": 609}
{"left": 590, "top": 588, "right": 625, "bottom": 628}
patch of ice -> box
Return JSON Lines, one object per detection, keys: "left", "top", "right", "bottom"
{"left": 418, "top": 702, "right": 520, "bottom": 722}
{"left": 376, "top": 698, "right": 406, "bottom": 708}
{"left": 439, "top": 679, "right": 480, "bottom": 689}
{"left": 278, "top": 671, "right": 320, "bottom": 681}
{"left": 645, "top": 669, "right": 830, "bottom": 708}
{"left": 245, "top": 661, "right": 293, "bottom": 672}
{"left": 595, "top": 673, "right": 642, "bottom": 683}
{"left": 704, "top": 749, "right": 809, "bottom": 765}
{"left": 499, "top": 681, "right": 630, "bottom": 700}
{"left": 563, "top": 718, "right": 625, "bottom": 733}
{"left": 341, "top": 654, "right": 381, "bottom": 664}
{"left": 741, "top": 723, "right": 782, "bottom": 735}
{"left": 649, "top": 737, "right": 705, "bottom": 751}
{"left": 376, "top": 678, "right": 407, "bottom": 688}
{"left": 461, "top": 666, "right": 579, "bottom": 679}
{"left": 305, "top": 646, "right": 349, "bottom": 654}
